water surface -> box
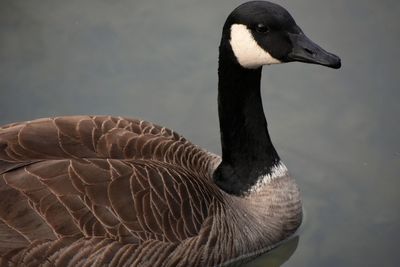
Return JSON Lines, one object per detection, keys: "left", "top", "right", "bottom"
{"left": 0, "top": 0, "right": 399, "bottom": 266}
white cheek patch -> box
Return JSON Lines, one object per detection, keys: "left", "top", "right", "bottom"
{"left": 230, "top": 24, "right": 281, "bottom": 69}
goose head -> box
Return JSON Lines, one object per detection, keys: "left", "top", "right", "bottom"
{"left": 220, "top": 1, "right": 341, "bottom": 69}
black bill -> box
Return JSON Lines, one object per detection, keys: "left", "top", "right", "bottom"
{"left": 287, "top": 32, "right": 341, "bottom": 69}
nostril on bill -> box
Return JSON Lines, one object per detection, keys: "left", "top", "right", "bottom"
{"left": 304, "top": 48, "right": 315, "bottom": 56}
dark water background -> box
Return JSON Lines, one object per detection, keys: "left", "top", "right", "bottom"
{"left": 0, "top": 0, "right": 399, "bottom": 266}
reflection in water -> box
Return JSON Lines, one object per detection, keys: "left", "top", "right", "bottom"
{"left": 242, "top": 236, "right": 299, "bottom": 267}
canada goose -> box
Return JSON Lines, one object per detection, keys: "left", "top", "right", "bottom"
{"left": 0, "top": 1, "right": 340, "bottom": 266}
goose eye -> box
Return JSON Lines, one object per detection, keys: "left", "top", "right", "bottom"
{"left": 255, "top": 24, "right": 269, "bottom": 33}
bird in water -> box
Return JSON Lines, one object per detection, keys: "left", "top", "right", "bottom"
{"left": 0, "top": 1, "right": 340, "bottom": 266}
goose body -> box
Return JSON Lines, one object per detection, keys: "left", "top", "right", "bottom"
{"left": 0, "top": 1, "right": 340, "bottom": 266}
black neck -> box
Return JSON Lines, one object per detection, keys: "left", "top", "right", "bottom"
{"left": 213, "top": 41, "right": 280, "bottom": 196}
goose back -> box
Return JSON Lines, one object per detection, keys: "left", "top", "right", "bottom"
{"left": 0, "top": 116, "right": 230, "bottom": 266}
{"left": 0, "top": 115, "right": 301, "bottom": 266}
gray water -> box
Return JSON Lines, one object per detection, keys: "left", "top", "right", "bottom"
{"left": 0, "top": 0, "right": 399, "bottom": 266}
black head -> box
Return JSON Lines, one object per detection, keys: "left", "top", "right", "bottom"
{"left": 221, "top": 1, "right": 341, "bottom": 69}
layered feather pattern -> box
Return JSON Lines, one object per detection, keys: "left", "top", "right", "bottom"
{"left": 0, "top": 116, "right": 301, "bottom": 266}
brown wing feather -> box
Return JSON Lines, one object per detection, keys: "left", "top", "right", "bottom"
{"left": 0, "top": 116, "right": 217, "bottom": 177}
{"left": 1, "top": 159, "right": 218, "bottom": 242}
{"left": 0, "top": 116, "right": 221, "bottom": 263}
